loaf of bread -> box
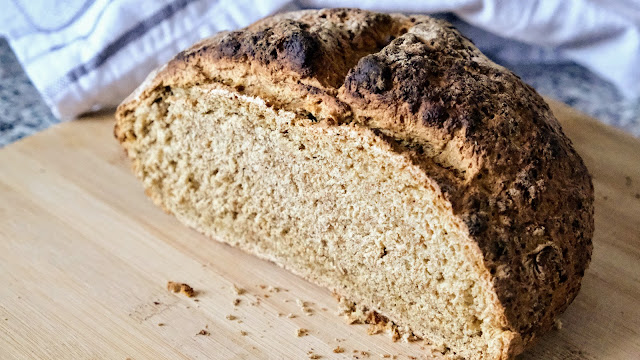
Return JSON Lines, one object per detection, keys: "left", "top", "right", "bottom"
{"left": 115, "top": 9, "right": 593, "bottom": 360}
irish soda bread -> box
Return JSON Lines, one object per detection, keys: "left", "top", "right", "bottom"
{"left": 115, "top": 9, "right": 593, "bottom": 360}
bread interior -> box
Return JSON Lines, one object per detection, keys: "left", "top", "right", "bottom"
{"left": 118, "top": 85, "right": 515, "bottom": 359}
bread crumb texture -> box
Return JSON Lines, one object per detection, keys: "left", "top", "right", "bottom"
{"left": 166, "top": 281, "right": 195, "bottom": 297}
{"left": 116, "top": 8, "right": 594, "bottom": 360}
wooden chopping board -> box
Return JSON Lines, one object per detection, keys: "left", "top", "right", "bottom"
{"left": 0, "top": 99, "right": 639, "bottom": 360}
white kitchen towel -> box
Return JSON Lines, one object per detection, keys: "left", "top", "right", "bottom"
{"left": 1, "top": 0, "right": 639, "bottom": 120}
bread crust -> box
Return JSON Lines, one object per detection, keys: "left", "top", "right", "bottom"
{"left": 116, "top": 8, "right": 593, "bottom": 357}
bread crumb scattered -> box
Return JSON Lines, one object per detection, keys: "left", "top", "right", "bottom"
{"left": 233, "top": 298, "right": 241, "bottom": 306}
{"left": 296, "top": 299, "right": 314, "bottom": 315}
{"left": 278, "top": 312, "right": 285, "bottom": 317}
{"left": 554, "top": 319, "right": 563, "bottom": 330}
{"left": 153, "top": 301, "right": 160, "bottom": 305}
{"left": 287, "top": 313, "right": 296, "bottom": 319}
{"left": 333, "top": 346, "right": 344, "bottom": 353}
{"left": 308, "top": 353, "right": 321, "bottom": 359}
{"left": 233, "top": 284, "right": 246, "bottom": 295}
{"left": 382, "top": 355, "right": 391, "bottom": 358}
{"left": 226, "top": 314, "right": 237, "bottom": 321}
{"left": 296, "top": 328, "right": 308, "bottom": 337}
{"left": 157, "top": 323, "right": 165, "bottom": 327}
{"left": 167, "top": 281, "right": 195, "bottom": 297}
{"left": 197, "top": 329, "right": 210, "bottom": 336}
{"left": 240, "top": 330, "right": 248, "bottom": 336}
{"left": 259, "top": 284, "right": 267, "bottom": 289}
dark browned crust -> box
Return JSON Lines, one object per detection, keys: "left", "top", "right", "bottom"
{"left": 116, "top": 8, "right": 594, "bottom": 357}
{"left": 173, "top": 9, "right": 396, "bottom": 89}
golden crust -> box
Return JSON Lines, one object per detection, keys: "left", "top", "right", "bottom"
{"left": 116, "top": 8, "right": 593, "bottom": 357}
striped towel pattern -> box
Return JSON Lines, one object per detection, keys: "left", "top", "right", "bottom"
{"left": 2, "top": 0, "right": 293, "bottom": 120}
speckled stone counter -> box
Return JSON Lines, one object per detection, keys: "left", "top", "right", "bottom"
{"left": 1, "top": 32, "right": 639, "bottom": 148}
{"left": 0, "top": 38, "right": 59, "bottom": 147}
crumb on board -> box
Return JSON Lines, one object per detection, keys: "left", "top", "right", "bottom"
{"left": 153, "top": 301, "right": 160, "bottom": 305}
{"left": 233, "top": 298, "right": 241, "bottom": 306}
{"left": 333, "top": 346, "right": 344, "bottom": 353}
{"left": 287, "top": 313, "right": 296, "bottom": 319}
{"left": 240, "top": 330, "right": 248, "bottom": 336}
{"left": 226, "top": 314, "right": 237, "bottom": 321}
{"left": 408, "top": 356, "right": 417, "bottom": 360}
{"left": 382, "top": 355, "right": 391, "bottom": 358}
{"left": 296, "top": 299, "right": 314, "bottom": 315}
{"left": 554, "top": 319, "right": 563, "bottom": 330}
{"left": 268, "top": 286, "right": 280, "bottom": 292}
{"left": 259, "top": 284, "right": 267, "bottom": 289}
{"left": 308, "top": 353, "right": 321, "bottom": 359}
{"left": 197, "top": 329, "right": 210, "bottom": 336}
{"left": 233, "top": 284, "right": 246, "bottom": 295}
{"left": 296, "top": 328, "right": 308, "bottom": 337}
{"left": 157, "top": 323, "right": 165, "bottom": 327}
{"left": 167, "top": 281, "right": 195, "bottom": 297}
{"left": 625, "top": 175, "right": 632, "bottom": 186}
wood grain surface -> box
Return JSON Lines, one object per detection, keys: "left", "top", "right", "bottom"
{"left": 0, "top": 99, "right": 638, "bottom": 359}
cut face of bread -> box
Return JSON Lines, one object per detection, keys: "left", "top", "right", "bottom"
{"left": 124, "top": 85, "right": 512, "bottom": 358}
{"left": 127, "top": 84, "right": 516, "bottom": 357}
{"left": 116, "top": 9, "right": 593, "bottom": 360}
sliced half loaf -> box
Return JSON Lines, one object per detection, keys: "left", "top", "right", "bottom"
{"left": 115, "top": 9, "right": 594, "bottom": 360}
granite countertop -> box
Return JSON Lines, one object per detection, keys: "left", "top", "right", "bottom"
{"left": 0, "top": 37, "right": 60, "bottom": 147}
{"left": 0, "top": 33, "right": 639, "bottom": 148}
